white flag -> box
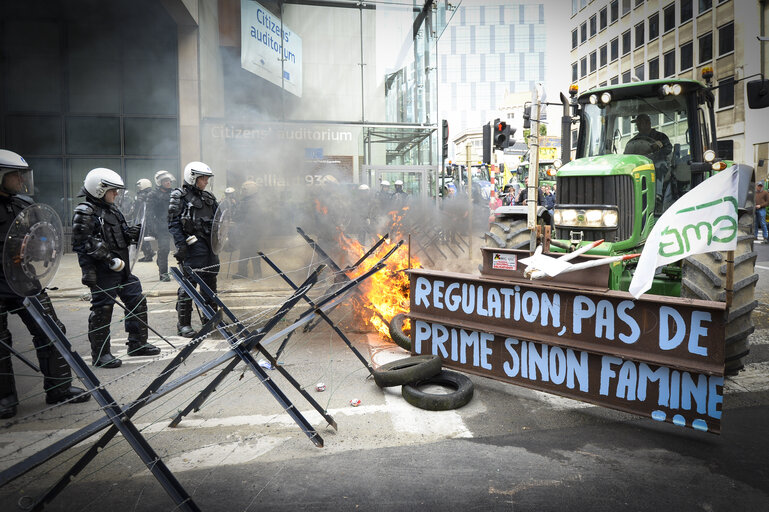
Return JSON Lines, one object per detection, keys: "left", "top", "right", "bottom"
{"left": 628, "top": 166, "right": 739, "bottom": 299}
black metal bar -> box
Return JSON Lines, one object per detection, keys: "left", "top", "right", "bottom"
{"left": 346, "top": 232, "right": 389, "bottom": 270}
{"left": 94, "top": 285, "right": 176, "bottom": 349}
{"left": 31, "top": 310, "right": 223, "bottom": 510}
{"left": 0, "top": 280, "right": 365, "bottom": 489}
{"left": 261, "top": 253, "right": 375, "bottom": 376}
{"left": 168, "top": 267, "right": 325, "bottom": 447}
{"left": 189, "top": 266, "right": 338, "bottom": 430}
{"left": 22, "top": 297, "right": 200, "bottom": 512}
{"left": 296, "top": 226, "right": 345, "bottom": 273}
{"left": 0, "top": 337, "right": 40, "bottom": 372}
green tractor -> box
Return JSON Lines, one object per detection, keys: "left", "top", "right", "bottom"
{"left": 484, "top": 76, "right": 758, "bottom": 375}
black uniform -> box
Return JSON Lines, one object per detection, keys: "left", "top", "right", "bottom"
{"left": 72, "top": 192, "right": 159, "bottom": 367}
{"left": 147, "top": 186, "right": 173, "bottom": 278}
{"left": 168, "top": 184, "right": 219, "bottom": 334}
{"left": 0, "top": 194, "right": 88, "bottom": 417}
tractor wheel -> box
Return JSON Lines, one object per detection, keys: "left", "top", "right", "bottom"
{"left": 681, "top": 186, "right": 758, "bottom": 375}
{"left": 484, "top": 219, "right": 532, "bottom": 250}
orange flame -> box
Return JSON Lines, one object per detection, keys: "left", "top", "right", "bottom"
{"left": 314, "top": 199, "right": 328, "bottom": 216}
{"left": 339, "top": 209, "right": 420, "bottom": 339}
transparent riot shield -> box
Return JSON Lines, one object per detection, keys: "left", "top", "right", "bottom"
{"left": 126, "top": 202, "right": 147, "bottom": 271}
{"left": 211, "top": 203, "right": 233, "bottom": 255}
{"left": 2, "top": 204, "right": 63, "bottom": 297}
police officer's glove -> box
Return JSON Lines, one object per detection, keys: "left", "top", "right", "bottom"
{"left": 125, "top": 224, "right": 141, "bottom": 243}
{"left": 81, "top": 269, "right": 98, "bottom": 287}
{"left": 174, "top": 245, "right": 188, "bottom": 262}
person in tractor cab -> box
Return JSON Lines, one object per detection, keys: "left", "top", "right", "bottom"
{"left": 625, "top": 113, "right": 673, "bottom": 207}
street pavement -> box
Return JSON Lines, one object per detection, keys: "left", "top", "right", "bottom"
{"left": 0, "top": 242, "right": 767, "bottom": 511}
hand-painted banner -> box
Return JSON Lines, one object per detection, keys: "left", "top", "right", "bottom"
{"left": 409, "top": 269, "right": 726, "bottom": 375}
{"left": 411, "top": 319, "right": 723, "bottom": 433}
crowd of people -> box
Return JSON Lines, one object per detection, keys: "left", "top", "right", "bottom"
{"left": 0, "top": 149, "right": 222, "bottom": 419}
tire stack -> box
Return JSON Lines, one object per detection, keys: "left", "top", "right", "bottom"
{"left": 373, "top": 314, "right": 474, "bottom": 411}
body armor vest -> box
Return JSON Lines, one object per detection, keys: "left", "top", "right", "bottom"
{"left": 83, "top": 200, "right": 130, "bottom": 252}
{"left": 178, "top": 186, "right": 217, "bottom": 239}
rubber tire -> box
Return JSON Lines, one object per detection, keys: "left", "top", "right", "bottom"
{"left": 484, "top": 218, "right": 532, "bottom": 249}
{"left": 389, "top": 313, "right": 411, "bottom": 351}
{"left": 401, "top": 369, "right": 474, "bottom": 411}
{"left": 681, "top": 179, "right": 758, "bottom": 375}
{"left": 372, "top": 354, "right": 442, "bottom": 388}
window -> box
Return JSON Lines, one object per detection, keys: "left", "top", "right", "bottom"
{"left": 664, "top": 49, "right": 676, "bottom": 76}
{"left": 600, "top": 7, "right": 608, "bottom": 30}
{"left": 635, "top": 64, "right": 644, "bottom": 81}
{"left": 572, "top": 62, "right": 578, "bottom": 82}
{"left": 610, "top": 75, "right": 619, "bottom": 85}
{"left": 590, "top": 51, "right": 597, "bottom": 73}
{"left": 663, "top": 3, "right": 676, "bottom": 32}
{"left": 718, "top": 22, "right": 734, "bottom": 56}
{"left": 600, "top": 44, "right": 608, "bottom": 67}
{"left": 590, "top": 15, "right": 597, "bottom": 37}
{"left": 635, "top": 0, "right": 644, "bottom": 7}
{"left": 622, "top": 30, "right": 631, "bottom": 55}
{"left": 635, "top": 22, "right": 644, "bottom": 48}
{"left": 698, "top": 0, "right": 712, "bottom": 13}
{"left": 572, "top": 29, "right": 578, "bottom": 49}
{"left": 581, "top": 22, "right": 587, "bottom": 43}
{"left": 610, "top": 37, "right": 619, "bottom": 61}
{"left": 622, "top": 0, "right": 631, "bottom": 16}
{"left": 718, "top": 76, "right": 734, "bottom": 108}
{"left": 649, "top": 13, "right": 659, "bottom": 40}
{"left": 681, "top": 0, "right": 693, "bottom": 23}
{"left": 610, "top": 0, "right": 619, "bottom": 22}
{"left": 622, "top": 70, "right": 631, "bottom": 83}
{"left": 572, "top": 0, "right": 578, "bottom": 15}
{"left": 699, "top": 32, "right": 713, "bottom": 64}
{"left": 581, "top": 56, "right": 587, "bottom": 78}
{"left": 680, "top": 41, "right": 693, "bottom": 71}
{"left": 649, "top": 57, "right": 659, "bottom": 79}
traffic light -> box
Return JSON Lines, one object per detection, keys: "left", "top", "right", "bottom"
{"left": 522, "top": 104, "right": 531, "bottom": 129}
{"left": 493, "top": 119, "right": 514, "bottom": 150}
{"left": 441, "top": 119, "right": 449, "bottom": 160}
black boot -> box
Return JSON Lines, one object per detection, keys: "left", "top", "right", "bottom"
{"left": 0, "top": 394, "right": 18, "bottom": 419}
{"left": 176, "top": 292, "right": 195, "bottom": 337}
{"left": 46, "top": 386, "right": 91, "bottom": 405}
{"left": 159, "top": 273, "right": 171, "bottom": 282}
{"left": 127, "top": 340, "right": 161, "bottom": 356}
{"left": 89, "top": 305, "right": 121, "bottom": 368}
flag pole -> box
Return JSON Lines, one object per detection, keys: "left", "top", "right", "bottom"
{"left": 724, "top": 249, "right": 735, "bottom": 309}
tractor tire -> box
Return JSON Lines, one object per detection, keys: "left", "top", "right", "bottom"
{"left": 388, "top": 313, "right": 411, "bottom": 351}
{"left": 401, "top": 370, "right": 475, "bottom": 411}
{"left": 372, "top": 354, "right": 442, "bottom": 388}
{"left": 484, "top": 219, "right": 532, "bottom": 250}
{"left": 681, "top": 187, "right": 758, "bottom": 375}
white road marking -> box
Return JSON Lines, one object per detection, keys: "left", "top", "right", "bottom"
{"left": 756, "top": 265, "right": 769, "bottom": 271}
{"left": 163, "top": 437, "right": 289, "bottom": 472}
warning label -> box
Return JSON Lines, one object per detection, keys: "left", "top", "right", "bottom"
{"left": 492, "top": 253, "right": 517, "bottom": 271}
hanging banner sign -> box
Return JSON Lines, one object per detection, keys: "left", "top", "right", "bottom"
{"left": 408, "top": 269, "right": 727, "bottom": 433}
{"left": 241, "top": 0, "right": 302, "bottom": 97}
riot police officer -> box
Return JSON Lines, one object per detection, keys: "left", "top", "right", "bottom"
{"left": 147, "top": 170, "right": 176, "bottom": 282}
{"left": 72, "top": 168, "right": 161, "bottom": 368}
{"left": 131, "top": 178, "right": 154, "bottom": 262}
{"left": 0, "top": 149, "right": 90, "bottom": 418}
{"left": 169, "top": 162, "right": 219, "bottom": 337}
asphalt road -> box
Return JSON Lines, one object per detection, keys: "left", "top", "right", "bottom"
{"left": 0, "top": 245, "right": 767, "bottom": 512}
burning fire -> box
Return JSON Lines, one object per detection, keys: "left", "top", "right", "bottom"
{"left": 314, "top": 199, "right": 328, "bottom": 215}
{"left": 339, "top": 211, "right": 420, "bottom": 339}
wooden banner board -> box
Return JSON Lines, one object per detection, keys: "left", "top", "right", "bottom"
{"left": 409, "top": 269, "right": 727, "bottom": 434}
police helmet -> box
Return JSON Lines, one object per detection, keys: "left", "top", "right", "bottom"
{"left": 84, "top": 168, "right": 125, "bottom": 199}
{"left": 183, "top": 161, "right": 214, "bottom": 186}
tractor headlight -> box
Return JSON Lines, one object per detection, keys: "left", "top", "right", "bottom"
{"left": 703, "top": 149, "right": 716, "bottom": 162}
{"left": 600, "top": 92, "right": 612, "bottom": 104}
{"left": 554, "top": 207, "right": 619, "bottom": 228}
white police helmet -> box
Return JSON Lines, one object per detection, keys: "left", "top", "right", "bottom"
{"left": 154, "top": 170, "right": 176, "bottom": 186}
{"left": 394, "top": 180, "right": 404, "bottom": 186}
{"left": 380, "top": 180, "right": 391, "bottom": 187}
{"left": 0, "top": 149, "right": 34, "bottom": 195}
{"left": 136, "top": 178, "right": 152, "bottom": 191}
{"left": 358, "top": 184, "right": 370, "bottom": 191}
{"left": 183, "top": 161, "right": 214, "bottom": 186}
{"left": 84, "top": 168, "right": 125, "bottom": 199}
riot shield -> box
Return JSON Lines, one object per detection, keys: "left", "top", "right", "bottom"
{"left": 2, "top": 204, "right": 63, "bottom": 297}
{"left": 211, "top": 203, "right": 233, "bottom": 255}
{"left": 126, "top": 202, "right": 147, "bottom": 271}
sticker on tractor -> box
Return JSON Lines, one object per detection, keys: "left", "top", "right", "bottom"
{"left": 492, "top": 252, "right": 517, "bottom": 271}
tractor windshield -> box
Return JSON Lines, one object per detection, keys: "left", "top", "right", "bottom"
{"left": 577, "top": 94, "right": 689, "bottom": 161}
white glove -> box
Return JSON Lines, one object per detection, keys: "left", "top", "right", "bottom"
{"left": 109, "top": 258, "right": 125, "bottom": 272}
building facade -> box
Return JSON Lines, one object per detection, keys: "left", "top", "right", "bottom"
{"left": 568, "top": 0, "right": 767, "bottom": 172}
